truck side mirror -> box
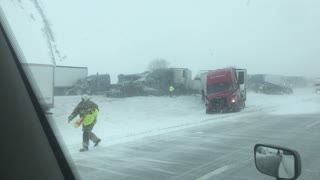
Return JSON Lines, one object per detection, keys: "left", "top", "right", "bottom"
{"left": 238, "top": 72, "right": 245, "bottom": 85}
{"left": 254, "top": 144, "right": 301, "bottom": 180}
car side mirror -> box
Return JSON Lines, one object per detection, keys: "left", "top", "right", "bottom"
{"left": 254, "top": 144, "right": 301, "bottom": 180}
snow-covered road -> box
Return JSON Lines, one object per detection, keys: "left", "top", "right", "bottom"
{"left": 50, "top": 88, "right": 320, "bottom": 153}
{"left": 48, "top": 88, "right": 320, "bottom": 180}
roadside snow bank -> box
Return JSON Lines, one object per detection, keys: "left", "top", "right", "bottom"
{"left": 247, "top": 88, "right": 320, "bottom": 115}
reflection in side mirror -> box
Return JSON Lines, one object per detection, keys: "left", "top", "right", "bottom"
{"left": 254, "top": 144, "right": 301, "bottom": 180}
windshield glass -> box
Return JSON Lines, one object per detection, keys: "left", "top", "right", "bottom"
{"left": 1, "top": 1, "right": 320, "bottom": 180}
{"left": 207, "top": 82, "right": 233, "bottom": 94}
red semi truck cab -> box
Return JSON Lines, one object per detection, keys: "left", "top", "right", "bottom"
{"left": 205, "top": 67, "right": 247, "bottom": 114}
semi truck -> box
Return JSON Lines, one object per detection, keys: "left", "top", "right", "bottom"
{"left": 204, "top": 67, "right": 247, "bottom": 114}
{"left": 114, "top": 68, "right": 193, "bottom": 97}
{"left": 314, "top": 84, "right": 320, "bottom": 94}
{"left": 66, "top": 73, "right": 111, "bottom": 95}
{"left": 248, "top": 74, "right": 293, "bottom": 94}
{"left": 170, "top": 68, "right": 192, "bottom": 90}
{"left": 54, "top": 65, "right": 88, "bottom": 95}
{"left": 194, "top": 70, "right": 212, "bottom": 101}
{"left": 22, "top": 63, "right": 54, "bottom": 110}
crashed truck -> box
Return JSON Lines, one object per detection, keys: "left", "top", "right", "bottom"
{"left": 314, "top": 84, "right": 320, "bottom": 94}
{"left": 107, "top": 68, "right": 193, "bottom": 97}
{"left": 248, "top": 74, "right": 293, "bottom": 95}
{"left": 66, "top": 73, "right": 111, "bottom": 95}
{"left": 200, "top": 67, "right": 247, "bottom": 114}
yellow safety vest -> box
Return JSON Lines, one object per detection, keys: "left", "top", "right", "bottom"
{"left": 74, "top": 109, "right": 99, "bottom": 128}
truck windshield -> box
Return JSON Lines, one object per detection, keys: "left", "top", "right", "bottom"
{"left": 207, "top": 82, "right": 233, "bottom": 94}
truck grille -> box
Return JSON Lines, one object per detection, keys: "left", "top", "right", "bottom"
{"left": 211, "top": 97, "right": 227, "bottom": 111}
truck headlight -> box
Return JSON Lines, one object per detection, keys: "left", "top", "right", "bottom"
{"left": 231, "top": 99, "right": 236, "bottom": 103}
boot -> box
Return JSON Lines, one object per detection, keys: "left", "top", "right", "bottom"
{"left": 94, "top": 139, "right": 101, "bottom": 147}
{"left": 80, "top": 147, "right": 89, "bottom": 152}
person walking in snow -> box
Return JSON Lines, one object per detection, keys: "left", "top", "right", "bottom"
{"left": 68, "top": 94, "right": 101, "bottom": 152}
{"left": 169, "top": 85, "right": 175, "bottom": 97}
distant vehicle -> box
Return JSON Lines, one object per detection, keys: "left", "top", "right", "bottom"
{"left": 54, "top": 65, "right": 88, "bottom": 95}
{"left": 115, "top": 68, "right": 193, "bottom": 97}
{"left": 204, "top": 67, "right": 247, "bottom": 114}
{"left": 248, "top": 74, "right": 293, "bottom": 95}
{"left": 22, "top": 63, "right": 54, "bottom": 110}
{"left": 194, "top": 70, "right": 212, "bottom": 101}
{"left": 314, "top": 84, "right": 320, "bottom": 94}
{"left": 170, "top": 68, "right": 192, "bottom": 92}
{"left": 66, "top": 73, "right": 111, "bottom": 95}
{"left": 256, "top": 82, "right": 293, "bottom": 95}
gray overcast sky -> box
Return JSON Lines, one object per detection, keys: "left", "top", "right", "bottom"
{"left": 2, "top": 0, "right": 320, "bottom": 82}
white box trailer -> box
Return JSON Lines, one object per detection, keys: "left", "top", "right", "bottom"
{"left": 54, "top": 66, "right": 88, "bottom": 95}
{"left": 170, "top": 68, "right": 192, "bottom": 89}
{"left": 22, "top": 63, "right": 54, "bottom": 110}
{"left": 194, "top": 70, "right": 212, "bottom": 99}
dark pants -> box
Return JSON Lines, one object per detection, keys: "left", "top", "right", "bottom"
{"left": 82, "top": 123, "right": 99, "bottom": 148}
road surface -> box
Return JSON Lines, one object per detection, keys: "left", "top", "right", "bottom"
{"left": 72, "top": 112, "right": 320, "bottom": 180}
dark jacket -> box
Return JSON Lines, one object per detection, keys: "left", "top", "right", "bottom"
{"left": 71, "top": 100, "right": 99, "bottom": 118}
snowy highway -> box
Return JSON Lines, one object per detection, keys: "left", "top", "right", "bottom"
{"left": 51, "top": 89, "right": 320, "bottom": 180}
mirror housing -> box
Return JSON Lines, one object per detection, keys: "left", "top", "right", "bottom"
{"left": 254, "top": 144, "right": 301, "bottom": 180}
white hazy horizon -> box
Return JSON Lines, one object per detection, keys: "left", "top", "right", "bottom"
{"left": 1, "top": 0, "right": 320, "bottom": 82}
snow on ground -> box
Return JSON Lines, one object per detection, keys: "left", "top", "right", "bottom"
{"left": 247, "top": 88, "right": 320, "bottom": 115}
{"left": 50, "top": 88, "right": 320, "bottom": 154}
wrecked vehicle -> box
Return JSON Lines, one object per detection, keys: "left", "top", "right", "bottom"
{"left": 116, "top": 71, "right": 154, "bottom": 97}
{"left": 66, "top": 73, "right": 111, "bottom": 95}
{"left": 204, "top": 67, "right": 247, "bottom": 113}
{"left": 105, "top": 84, "right": 122, "bottom": 97}
{"left": 248, "top": 74, "right": 293, "bottom": 95}
{"left": 115, "top": 69, "right": 171, "bottom": 97}
{"left": 254, "top": 81, "right": 293, "bottom": 95}
{"left": 314, "top": 84, "right": 320, "bottom": 94}
{"left": 109, "top": 68, "right": 193, "bottom": 97}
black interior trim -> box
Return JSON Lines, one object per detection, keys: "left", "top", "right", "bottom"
{"left": 0, "top": 18, "right": 76, "bottom": 180}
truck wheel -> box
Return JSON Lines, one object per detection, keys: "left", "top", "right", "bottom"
{"left": 206, "top": 109, "right": 212, "bottom": 114}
